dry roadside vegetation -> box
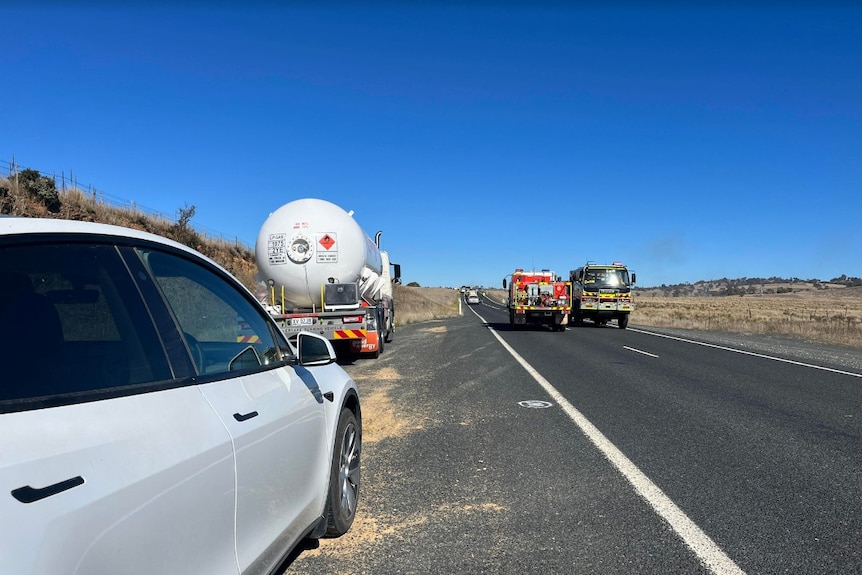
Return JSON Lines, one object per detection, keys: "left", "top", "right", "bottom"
{"left": 4, "top": 170, "right": 861, "bottom": 348}
{"left": 633, "top": 291, "right": 862, "bottom": 348}
{"left": 393, "top": 285, "right": 461, "bottom": 325}
{"left": 1, "top": 171, "right": 258, "bottom": 289}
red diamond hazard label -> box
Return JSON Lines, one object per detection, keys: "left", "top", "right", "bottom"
{"left": 319, "top": 234, "right": 336, "bottom": 250}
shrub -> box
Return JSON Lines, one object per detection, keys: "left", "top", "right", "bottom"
{"left": 18, "top": 168, "right": 61, "bottom": 212}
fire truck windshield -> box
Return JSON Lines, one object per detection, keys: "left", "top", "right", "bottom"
{"left": 584, "top": 268, "right": 630, "bottom": 289}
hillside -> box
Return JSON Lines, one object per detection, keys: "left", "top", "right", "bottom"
{"left": 1, "top": 169, "right": 259, "bottom": 290}
{"left": 635, "top": 277, "right": 861, "bottom": 298}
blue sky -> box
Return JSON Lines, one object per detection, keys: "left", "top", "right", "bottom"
{"left": 3, "top": 2, "right": 861, "bottom": 288}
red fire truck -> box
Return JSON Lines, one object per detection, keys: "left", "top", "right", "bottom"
{"left": 503, "top": 269, "right": 571, "bottom": 331}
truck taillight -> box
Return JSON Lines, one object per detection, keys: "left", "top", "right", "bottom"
{"left": 343, "top": 315, "right": 364, "bottom": 324}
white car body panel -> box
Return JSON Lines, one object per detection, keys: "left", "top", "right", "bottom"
{"left": 199, "top": 367, "right": 329, "bottom": 574}
{"left": 0, "top": 387, "right": 238, "bottom": 575}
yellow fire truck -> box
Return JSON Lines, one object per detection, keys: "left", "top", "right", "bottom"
{"left": 569, "top": 262, "right": 636, "bottom": 329}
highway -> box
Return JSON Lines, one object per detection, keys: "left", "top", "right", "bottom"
{"left": 285, "top": 294, "right": 862, "bottom": 575}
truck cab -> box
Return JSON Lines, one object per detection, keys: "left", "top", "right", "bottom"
{"left": 569, "top": 262, "right": 636, "bottom": 329}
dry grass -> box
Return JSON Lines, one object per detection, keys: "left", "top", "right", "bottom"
{"left": 633, "top": 291, "right": 862, "bottom": 348}
{"left": 2, "top": 180, "right": 259, "bottom": 290}
{"left": 394, "top": 285, "right": 461, "bottom": 325}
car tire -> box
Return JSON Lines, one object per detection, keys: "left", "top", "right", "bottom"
{"left": 324, "top": 407, "right": 361, "bottom": 537}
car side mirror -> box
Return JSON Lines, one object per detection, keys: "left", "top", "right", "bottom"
{"left": 296, "top": 332, "right": 337, "bottom": 366}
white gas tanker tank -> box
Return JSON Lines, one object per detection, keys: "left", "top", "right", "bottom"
{"left": 255, "top": 198, "right": 384, "bottom": 310}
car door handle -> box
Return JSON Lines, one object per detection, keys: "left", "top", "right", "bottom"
{"left": 234, "top": 410, "right": 259, "bottom": 422}
{"left": 12, "top": 476, "right": 85, "bottom": 504}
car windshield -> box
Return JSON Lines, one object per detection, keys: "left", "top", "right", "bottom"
{"left": 584, "top": 269, "right": 630, "bottom": 289}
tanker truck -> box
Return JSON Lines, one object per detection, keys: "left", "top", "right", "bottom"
{"left": 255, "top": 198, "right": 401, "bottom": 357}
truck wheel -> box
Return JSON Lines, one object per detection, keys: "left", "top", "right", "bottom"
{"left": 324, "top": 408, "right": 361, "bottom": 537}
{"left": 572, "top": 308, "right": 583, "bottom": 326}
{"left": 618, "top": 314, "right": 629, "bottom": 329}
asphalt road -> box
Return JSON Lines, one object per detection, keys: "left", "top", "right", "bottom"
{"left": 283, "top": 295, "right": 862, "bottom": 575}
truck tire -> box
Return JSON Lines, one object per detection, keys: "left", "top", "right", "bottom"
{"left": 618, "top": 314, "right": 629, "bottom": 329}
{"left": 572, "top": 307, "right": 583, "bottom": 326}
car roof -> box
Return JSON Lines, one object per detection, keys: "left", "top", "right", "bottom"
{"left": 2, "top": 216, "right": 200, "bottom": 253}
{"left": 0, "top": 216, "right": 235, "bottom": 275}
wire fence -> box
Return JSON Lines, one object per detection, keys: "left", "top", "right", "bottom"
{"left": 1, "top": 156, "right": 252, "bottom": 249}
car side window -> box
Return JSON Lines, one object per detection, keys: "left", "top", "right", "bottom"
{"left": 0, "top": 242, "right": 173, "bottom": 410}
{"left": 139, "top": 248, "right": 289, "bottom": 376}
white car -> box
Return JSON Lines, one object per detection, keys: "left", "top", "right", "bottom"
{"left": 0, "top": 217, "right": 361, "bottom": 574}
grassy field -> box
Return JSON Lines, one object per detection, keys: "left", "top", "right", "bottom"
{"left": 633, "top": 290, "right": 862, "bottom": 348}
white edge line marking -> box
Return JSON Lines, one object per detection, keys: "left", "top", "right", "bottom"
{"left": 473, "top": 309, "right": 746, "bottom": 575}
{"left": 624, "top": 345, "right": 659, "bottom": 358}
{"left": 628, "top": 328, "right": 862, "bottom": 378}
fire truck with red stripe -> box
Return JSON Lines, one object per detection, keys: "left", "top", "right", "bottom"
{"left": 503, "top": 269, "right": 571, "bottom": 331}
{"left": 569, "top": 262, "right": 636, "bottom": 329}
{"left": 255, "top": 198, "right": 400, "bottom": 358}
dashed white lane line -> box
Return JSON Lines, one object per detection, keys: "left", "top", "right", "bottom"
{"left": 629, "top": 328, "right": 862, "bottom": 378}
{"left": 624, "top": 345, "right": 659, "bottom": 358}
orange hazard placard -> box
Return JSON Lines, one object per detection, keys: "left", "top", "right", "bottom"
{"left": 318, "top": 234, "right": 336, "bottom": 251}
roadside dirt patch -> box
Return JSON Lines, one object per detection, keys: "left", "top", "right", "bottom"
{"left": 352, "top": 366, "right": 424, "bottom": 444}
{"left": 360, "top": 383, "right": 412, "bottom": 444}
{"left": 421, "top": 325, "right": 447, "bottom": 334}
{"left": 303, "top": 502, "right": 505, "bottom": 559}
{"left": 303, "top": 511, "right": 430, "bottom": 558}
{"left": 438, "top": 502, "right": 507, "bottom": 514}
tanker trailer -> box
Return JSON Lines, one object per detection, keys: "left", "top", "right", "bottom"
{"left": 255, "top": 198, "right": 400, "bottom": 356}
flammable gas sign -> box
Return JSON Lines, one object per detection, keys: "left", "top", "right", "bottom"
{"left": 317, "top": 233, "right": 338, "bottom": 263}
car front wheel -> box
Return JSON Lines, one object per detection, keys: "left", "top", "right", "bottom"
{"left": 325, "top": 407, "right": 361, "bottom": 536}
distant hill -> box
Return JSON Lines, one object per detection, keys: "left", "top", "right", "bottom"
{"left": 636, "top": 276, "right": 862, "bottom": 298}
